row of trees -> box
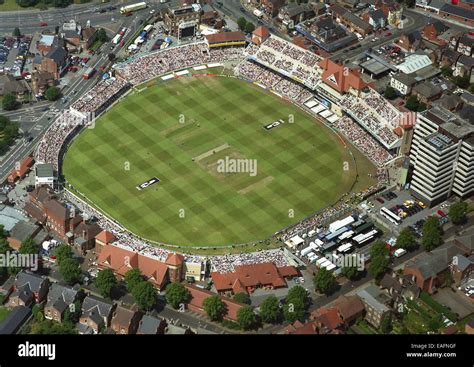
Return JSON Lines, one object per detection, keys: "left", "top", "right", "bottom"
{"left": 2, "top": 86, "right": 61, "bottom": 112}
{"left": 237, "top": 17, "right": 256, "bottom": 34}
{"left": 0, "top": 114, "right": 19, "bottom": 154}
{"left": 15, "top": 0, "right": 72, "bottom": 8}
{"left": 55, "top": 245, "right": 82, "bottom": 285}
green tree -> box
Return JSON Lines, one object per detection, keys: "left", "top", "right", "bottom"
{"left": 165, "top": 282, "right": 190, "bottom": 309}
{"left": 0, "top": 240, "right": 13, "bottom": 277}
{"left": 131, "top": 281, "right": 156, "bottom": 311}
{"left": 453, "top": 75, "right": 470, "bottom": 89}
{"left": 286, "top": 285, "right": 308, "bottom": 306}
{"left": 259, "top": 295, "right": 281, "bottom": 324}
{"left": 233, "top": 292, "right": 251, "bottom": 305}
{"left": 13, "top": 28, "right": 21, "bottom": 37}
{"left": 2, "top": 93, "right": 18, "bottom": 111}
{"left": 44, "top": 86, "right": 61, "bottom": 101}
{"left": 370, "top": 240, "right": 390, "bottom": 258}
{"left": 203, "top": 295, "right": 227, "bottom": 322}
{"left": 97, "top": 28, "right": 108, "bottom": 43}
{"left": 341, "top": 264, "right": 363, "bottom": 281}
{"left": 283, "top": 297, "right": 305, "bottom": 323}
{"left": 396, "top": 227, "right": 417, "bottom": 251}
{"left": 237, "top": 17, "right": 247, "bottom": 31}
{"left": 448, "top": 201, "right": 468, "bottom": 225}
{"left": 0, "top": 115, "right": 19, "bottom": 154}
{"left": 422, "top": 216, "right": 442, "bottom": 251}
{"left": 54, "top": 244, "right": 73, "bottom": 266}
{"left": 19, "top": 237, "right": 39, "bottom": 255}
{"left": 441, "top": 66, "right": 453, "bottom": 78}
{"left": 124, "top": 268, "right": 142, "bottom": 292}
{"left": 245, "top": 22, "right": 255, "bottom": 34}
{"left": 368, "top": 255, "right": 390, "bottom": 279}
{"left": 405, "top": 95, "right": 420, "bottom": 112}
{"left": 384, "top": 86, "right": 397, "bottom": 100}
{"left": 63, "top": 300, "right": 81, "bottom": 324}
{"left": 94, "top": 269, "right": 117, "bottom": 299}
{"left": 236, "top": 306, "right": 256, "bottom": 330}
{"left": 380, "top": 313, "right": 392, "bottom": 333}
{"left": 313, "top": 268, "right": 337, "bottom": 294}
{"left": 15, "top": 0, "right": 40, "bottom": 7}
{"left": 59, "top": 258, "right": 82, "bottom": 285}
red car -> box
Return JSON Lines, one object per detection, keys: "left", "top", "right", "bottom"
{"left": 437, "top": 210, "right": 446, "bottom": 217}
{"left": 376, "top": 197, "right": 385, "bottom": 204}
{"left": 125, "top": 12, "right": 133, "bottom": 17}
{"left": 386, "top": 32, "right": 392, "bottom": 36}
{"left": 39, "top": 22, "right": 48, "bottom": 27}
{"left": 82, "top": 57, "right": 90, "bottom": 63}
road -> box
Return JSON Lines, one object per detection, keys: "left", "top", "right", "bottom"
{"left": 330, "top": 10, "right": 432, "bottom": 63}
{"left": 0, "top": 4, "right": 157, "bottom": 181}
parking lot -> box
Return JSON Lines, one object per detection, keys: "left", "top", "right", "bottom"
{"left": 0, "top": 36, "right": 31, "bottom": 76}
{"left": 368, "top": 189, "right": 450, "bottom": 233}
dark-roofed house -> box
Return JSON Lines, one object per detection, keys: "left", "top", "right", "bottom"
{"left": 422, "top": 20, "right": 449, "bottom": 44}
{"left": 331, "top": 295, "right": 365, "bottom": 325}
{"left": 261, "top": 0, "right": 286, "bottom": 17}
{"left": 440, "top": 4, "right": 474, "bottom": 27}
{"left": 137, "top": 314, "right": 166, "bottom": 335}
{"left": 8, "top": 272, "right": 49, "bottom": 308}
{"left": 0, "top": 74, "right": 29, "bottom": 101}
{"left": 366, "top": 9, "right": 386, "bottom": 29}
{"left": 379, "top": 272, "right": 420, "bottom": 309}
{"left": 451, "top": 254, "right": 473, "bottom": 286}
{"left": 44, "top": 283, "right": 79, "bottom": 323}
{"left": 81, "top": 27, "right": 97, "bottom": 50}
{"left": 111, "top": 306, "right": 141, "bottom": 335}
{"left": 399, "top": 30, "right": 422, "bottom": 52}
{"left": 441, "top": 48, "right": 461, "bottom": 68}
{"left": 6, "top": 221, "right": 46, "bottom": 250}
{"left": 356, "top": 284, "right": 391, "bottom": 328}
{"left": 412, "top": 81, "right": 442, "bottom": 105}
{"left": 278, "top": 3, "right": 316, "bottom": 30}
{"left": 457, "top": 33, "right": 474, "bottom": 56}
{"left": 403, "top": 243, "right": 464, "bottom": 294}
{"left": 454, "top": 55, "right": 474, "bottom": 82}
{"left": 0, "top": 306, "right": 31, "bottom": 334}
{"left": 390, "top": 73, "right": 418, "bottom": 96}
{"left": 73, "top": 220, "right": 102, "bottom": 254}
{"left": 78, "top": 295, "right": 116, "bottom": 334}
{"left": 31, "top": 70, "right": 56, "bottom": 97}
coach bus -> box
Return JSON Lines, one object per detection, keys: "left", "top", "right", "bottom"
{"left": 112, "top": 34, "right": 122, "bottom": 45}
{"left": 380, "top": 207, "right": 402, "bottom": 226}
{"left": 120, "top": 2, "right": 147, "bottom": 14}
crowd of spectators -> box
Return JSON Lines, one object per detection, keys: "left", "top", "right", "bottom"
{"left": 115, "top": 43, "right": 247, "bottom": 86}
{"left": 70, "top": 78, "right": 129, "bottom": 115}
{"left": 35, "top": 79, "right": 130, "bottom": 170}
{"left": 251, "top": 35, "right": 321, "bottom": 89}
{"left": 210, "top": 249, "right": 289, "bottom": 273}
{"left": 236, "top": 61, "right": 313, "bottom": 104}
{"left": 340, "top": 93, "right": 400, "bottom": 146}
{"left": 35, "top": 111, "right": 85, "bottom": 170}
{"left": 333, "top": 116, "right": 394, "bottom": 167}
{"left": 63, "top": 190, "right": 290, "bottom": 272}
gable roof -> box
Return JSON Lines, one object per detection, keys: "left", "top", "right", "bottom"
{"left": 185, "top": 284, "right": 245, "bottom": 321}
{"left": 211, "top": 262, "right": 296, "bottom": 293}
{"left": 138, "top": 315, "right": 163, "bottom": 334}
{"left": 95, "top": 230, "right": 116, "bottom": 244}
{"left": 318, "top": 59, "right": 368, "bottom": 93}
{"left": 15, "top": 271, "right": 47, "bottom": 293}
{"left": 82, "top": 295, "right": 114, "bottom": 318}
{"left": 97, "top": 245, "right": 169, "bottom": 288}
{"left": 165, "top": 253, "right": 184, "bottom": 266}
{"left": 332, "top": 295, "right": 365, "bottom": 320}
{"left": 112, "top": 306, "right": 137, "bottom": 327}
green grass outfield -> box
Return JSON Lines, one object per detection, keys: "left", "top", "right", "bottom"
{"left": 63, "top": 76, "right": 377, "bottom": 247}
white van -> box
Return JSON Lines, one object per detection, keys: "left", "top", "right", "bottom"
{"left": 394, "top": 248, "right": 407, "bottom": 258}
